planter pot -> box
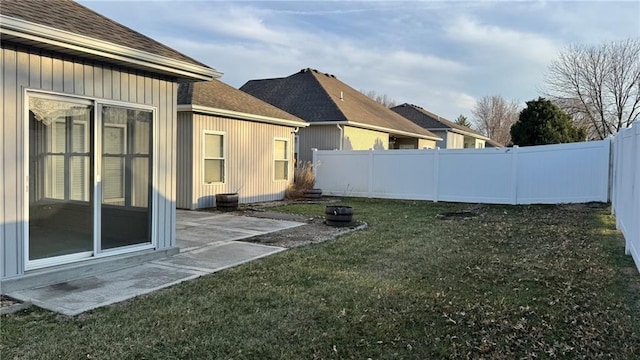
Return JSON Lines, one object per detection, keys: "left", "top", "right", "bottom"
{"left": 303, "top": 188, "right": 322, "bottom": 199}
{"left": 215, "top": 193, "right": 239, "bottom": 211}
{"left": 325, "top": 205, "right": 354, "bottom": 227}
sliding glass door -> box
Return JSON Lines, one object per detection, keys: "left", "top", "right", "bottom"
{"left": 27, "top": 93, "right": 154, "bottom": 268}
{"left": 101, "top": 106, "right": 153, "bottom": 250}
{"left": 28, "top": 97, "right": 94, "bottom": 262}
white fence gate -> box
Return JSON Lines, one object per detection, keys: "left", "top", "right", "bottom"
{"left": 611, "top": 121, "right": 640, "bottom": 273}
{"left": 313, "top": 140, "right": 611, "bottom": 205}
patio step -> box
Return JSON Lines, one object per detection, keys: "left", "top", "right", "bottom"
{"left": 0, "top": 247, "right": 179, "bottom": 293}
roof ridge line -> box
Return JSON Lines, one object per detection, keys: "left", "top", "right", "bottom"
{"left": 306, "top": 70, "right": 348, "bottom": 122}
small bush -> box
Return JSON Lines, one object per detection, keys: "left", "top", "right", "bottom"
{"left": 286, "top": 162, "right": 316, "bottom": 199}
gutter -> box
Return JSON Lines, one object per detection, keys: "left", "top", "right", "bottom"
{"left": 336, "top": 123, "right": 343, "bottom": 150}
{"left": 0, "top": 16, "right": 221, "bottom": 81}
{"left": 310, "top": 121, "right": 442, "bottom": 141}
{"left": 441, "top": 127, "right": 491, "bottom": 141}
{"left": 178, "top": 104, "right": 309, "bottom": 128}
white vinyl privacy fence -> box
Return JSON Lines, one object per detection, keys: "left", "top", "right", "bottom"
{"left": 611, "top": 121, "right": 640, "bottom": 273}
{"left": 313, "top": 140, "right": 611, "bottom": 205}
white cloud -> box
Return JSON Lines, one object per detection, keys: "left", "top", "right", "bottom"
{"left": 197, "top": 6, "right": 287, "bottom": 45}
{"left": 78, "top": 0, "right": 639, "bottom": 123}
{"left": 445, "top": 15, "right": 560, "bottom": 65}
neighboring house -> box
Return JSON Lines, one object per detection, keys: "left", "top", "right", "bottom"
{"left": 176, "top": 80, "right": 308, "bottom": 209}
{"left": 0, "top": 0, "right": 218, "bottom": 291}
{"left": 240, "top": 68, "right": 442, "bottom": 164}
{"left": 391, "top": 103, "right": 493, "bottom": 149}
{"left": 485, "top": 138, "right": 505, "bottom": 148}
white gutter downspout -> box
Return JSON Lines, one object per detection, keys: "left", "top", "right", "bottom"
{"left": 336, "top": 123, "right": 343, "bottom": 150}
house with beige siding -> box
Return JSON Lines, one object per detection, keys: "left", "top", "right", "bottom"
{"left": 176, "top": 80, "right": 308, "bottom": 209}
{"left": 391, "top": 103, "right": 495, "bottom": 149}
{"left": 0, "top": 0, "right": 218, "bottom": 291}
{"left": 240, "top": 68, "right": 442, "bottom": 164}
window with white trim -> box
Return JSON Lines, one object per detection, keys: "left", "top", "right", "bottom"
{"left": 45, "top": 112, "right": 91, "bottom": 201}
{"left": 274, "top": 138, "right": 289, "bottom": 181}
{"left": 204, "top": 132, "right": 225, "bottom": 184}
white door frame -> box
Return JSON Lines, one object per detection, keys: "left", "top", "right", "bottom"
{"left": 24, "top": 90, "right": 158, "bottom": 271}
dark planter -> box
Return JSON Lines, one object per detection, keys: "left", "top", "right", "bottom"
{"left": 215, "top": 193, "right": 239, "bottom": 211}
{"left": 325, "top": 205, "right": 354, "bottom": 227}
{"left": 303, "top": 188, "right": 322, "bottom": 199}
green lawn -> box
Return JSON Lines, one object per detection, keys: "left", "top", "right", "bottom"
{"left": 2, "top": 198, "right": 639, "bottom": 359}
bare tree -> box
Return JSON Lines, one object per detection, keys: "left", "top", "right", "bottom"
{"left": 471, "top": 95, "right": 520, "bottom": 145}
{"left": 361, "top": 89, "right": 398, "bottom": 108}
{"left": 545, "top": 38, "right": 640, "bottom": 139}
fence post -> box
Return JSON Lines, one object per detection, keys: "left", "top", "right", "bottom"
{"left": 433, "top": 147, "right": 440, "bottom": 202}
{"left": 510, "top": 145, "right": 519, "bottom": 205}
{"left": 631, "top": 121, "right": 640, "bottom": 256}
{"left": 610, "top": 135, "right": 617, "bottom": 215}
{"left": 368, "top": 148, "right": 374, "bottom": 197}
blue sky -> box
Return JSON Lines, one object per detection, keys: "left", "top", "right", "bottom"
{"left": 80, "top": 1, "right": 639, "bottom": 123}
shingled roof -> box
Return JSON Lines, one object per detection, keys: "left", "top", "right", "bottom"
{"left": 178, "top": 80, "right": 306, "bottom": 125}
{"left": 0, "top": 0, "right": 217, "bottom": 79}
{"left": 241, "top": 68, "right": 441, "bottom": 140}
{"left": 391, "top": 103, "right": 490, "bottom": 140}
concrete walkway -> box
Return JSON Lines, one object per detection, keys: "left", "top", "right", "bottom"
{"left": 6, "top": 210, "right": 304, "bottom": 316}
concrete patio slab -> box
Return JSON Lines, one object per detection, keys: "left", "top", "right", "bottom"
{"left": 5, "top": 210, "right": 303, "bottom": 316}
{"left": 175, "top": 211, "right": 303, "bottom": 247}
{"left": 153, "top": 242, "right": 286, "bottom": 273}
{"left": 8, "top": 263, "right": 206, "bottom": 316}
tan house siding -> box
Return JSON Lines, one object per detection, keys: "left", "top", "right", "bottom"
{"left": 464, "top": 137, "right": 486, "bottom": 148}
{"left": 1, "top": 45, "right": 178, "bottom": 278}
{"left": 343, "top": 126, "right": 388, "bottom": 150}
{"left": 297, "top": 125, "right": 341, "bottom": 164}
{"left": 418, "top": 139, "right": 437, "bottom": 149}
{"left": 179, "top": 113, "right": 296, "bottom": 209}
{"left": 446, "top": 132, "right": 464, "bottom": 149}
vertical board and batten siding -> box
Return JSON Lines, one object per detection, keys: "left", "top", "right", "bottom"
{"left": 1, "top": 45, "right": 178, "bottom": 278}
{"left": 432, "top": 130, "right": 448, "bottom": 149}
{"left": 179, "top": 113, "right": 296, "bottom": 209}
{"left": 176, "top": 114, "right": 194, "bottom": 209}
{"left": 314, "top": 140, "right": 610, "bottom": 205}
{"left": 298, "top": 125, "right": 341, "bottom": 164}
{"left": 446, "top": 132, "right": 464, "bottom": 149}
{"left": 612, "top": 121, "right": 640, "bottom": 273}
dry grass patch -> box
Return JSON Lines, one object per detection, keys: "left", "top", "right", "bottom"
{"left": 1, "top": 199, "right": 639, "bottom": 359}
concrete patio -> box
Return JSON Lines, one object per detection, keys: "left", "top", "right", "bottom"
{"left": 5, "top": 210, "right": 305, "bottom": 316}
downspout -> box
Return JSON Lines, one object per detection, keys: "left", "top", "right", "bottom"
{"left": 336, "top": 123, "right": 343, "bottom": 150}
{"left": 292, "top": 127, "right": 300, "bottom": 166}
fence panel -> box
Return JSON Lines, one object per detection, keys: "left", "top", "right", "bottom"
{"left": 436, "top": 149, "right": 514, "bottom": 204}
{"left": 516, "top": 141, "right": 610, "bottom": 204}
{"left": 313, "top": 150, "right": 370, "bottom": 197}
{"left": 370, "top": 150, "right": 435, "bottom": 200}
{"left": 612, "top": 121, "right": 640, "bottom": 273}
{"left": 314, "top": 140, "right": 611, "bottom": 205}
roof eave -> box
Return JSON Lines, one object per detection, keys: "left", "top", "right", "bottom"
{"left": 431, "top": 127, "right": 490, "bottom": 141}
{"left": 178, "top": 104, "right": 309, "bottom": 128}
{"left": 0, "top": 16, "right": 221, "bottom": 81}
{"left": 309, "top": 121, "right": 442, "bottom": 141}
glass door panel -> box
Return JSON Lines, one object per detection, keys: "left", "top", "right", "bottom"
{"left": 28, "top": 97, "right": 94, "bottom": 261}
{"left": 101, "top": 106, "right": 152, "bottom": 250}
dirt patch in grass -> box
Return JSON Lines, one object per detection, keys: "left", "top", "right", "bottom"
{"left": 238, "top": 204, "right": 367, "bottom": 248}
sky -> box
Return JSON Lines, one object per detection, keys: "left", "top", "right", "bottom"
{"left": 79, "top": 0, "right": 640, "bottom": 124}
